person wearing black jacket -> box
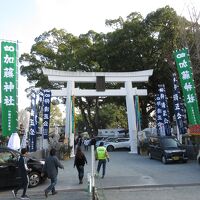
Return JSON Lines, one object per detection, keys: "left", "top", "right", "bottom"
{"left": 12, "top": 148, "right": 31, "bottom": 200}
{"left": 74, "top": 146, "right": 87, "bottom": 184}
{"left": 90, "top": 135, "right": 96, "bottom": 146}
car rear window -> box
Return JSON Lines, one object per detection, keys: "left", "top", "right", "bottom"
{"left": 162, "top": 138, "right": 179, "bottom": 148}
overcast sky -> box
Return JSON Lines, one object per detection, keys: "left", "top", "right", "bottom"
{"left": 0, "top": 0, "right": 199, "bottom": 110}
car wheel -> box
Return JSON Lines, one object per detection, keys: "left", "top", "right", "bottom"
{"left": 148, "top": 152, "right": 152, "bottom": 159}
{"left": 161, "top": 155, "right": 167, "bottom": 164}
{"left": 107, "top": 145, "right": 114, "bottom": 152}
{"left": 29, "top": 172, "right": 41, "bottom": 188}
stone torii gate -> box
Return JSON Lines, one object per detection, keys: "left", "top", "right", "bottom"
{"left": 42, "top": 68, "right": 153, "bottom": 155}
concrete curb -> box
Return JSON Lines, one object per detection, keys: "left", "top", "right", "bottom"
{"left": 28, "top": 182, "right": 200, "bottom": 196}
{"left": 96, "top": 182, "right": 200, "bottom": 190}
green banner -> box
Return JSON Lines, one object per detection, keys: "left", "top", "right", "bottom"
{"left": 1, "top": 41, "right": 18, "bottom": 136}
{"left": 173, "top": 48, "right": 200, "bottom": 125}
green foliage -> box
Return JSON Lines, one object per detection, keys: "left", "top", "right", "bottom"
{"left": 19, "top": 6, "right": 200, "bottom": 131}
{"left": 49, "top": 103, "right": 63, "bottom": 126}
{"left": 75, "top": 102, "right": 127, "bottom": 134}
{"left": 99, "top": 103, "right": 128, "bottom": 129}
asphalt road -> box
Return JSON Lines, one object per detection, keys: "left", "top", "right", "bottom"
{"left": 102, "top": 185, "right": 200, "bottom": 200}
{"left": 1, "top": 149, "right": 200, "bottom": 200}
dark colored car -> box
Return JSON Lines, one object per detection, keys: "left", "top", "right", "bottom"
{"left": 147, "top": 136, "right": 188, "bottom": 164}
{"left": 0, "top": 147, "right": 46, "bottom": 188}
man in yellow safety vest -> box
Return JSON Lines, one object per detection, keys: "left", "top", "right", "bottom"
{"left": 96, "top": 142, "right": 109, "bottom": 178}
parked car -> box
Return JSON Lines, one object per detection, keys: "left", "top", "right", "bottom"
{"left": 0, "top": 147, "right": 46, "bottom": 188}
{"left": 147, "top": 136, "right": 188, "bottom": 164}
{"left": 95, "top": 137, "right": 116, "bottom": 147}
{"left": 104, "top": 138, "right": 130, "bottom": 151}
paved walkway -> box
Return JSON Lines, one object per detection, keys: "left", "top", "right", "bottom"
{"left": 1, "top": 149, "right": 200, "bottom": 199}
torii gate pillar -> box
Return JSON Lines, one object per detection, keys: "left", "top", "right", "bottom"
{"left": 125, "top": 81, "right": 137, "bottom": 153}
{"left": 65, "top": 81, "right": 75, "bottom": 157}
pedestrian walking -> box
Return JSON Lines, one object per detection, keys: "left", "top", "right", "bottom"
{"left": 12, "top": 148, "right": 31, "bottom": 200}
{"left": 90, "top": 135, "right": 96, "bottom": 146}
{"left": 84, "top": 138, "right": 89, "bottom": 151}
{"left": 43, "top": 148, "right": 64, "bottom": 198}
{"left": 96, "top": 142, "right": 109, "bottom": 178}
{"left": 75, "top": 134, "right": 83, "bottom": 147}
{"left": 90, "top": 135, "right": 96, "bottom": 150}
{"left": 74, "top": 146, "right": 88, "bottom": 184}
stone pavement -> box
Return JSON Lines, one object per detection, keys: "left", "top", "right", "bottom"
{"left": 1, "top": 149, "right": 200, "bottom": 199}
